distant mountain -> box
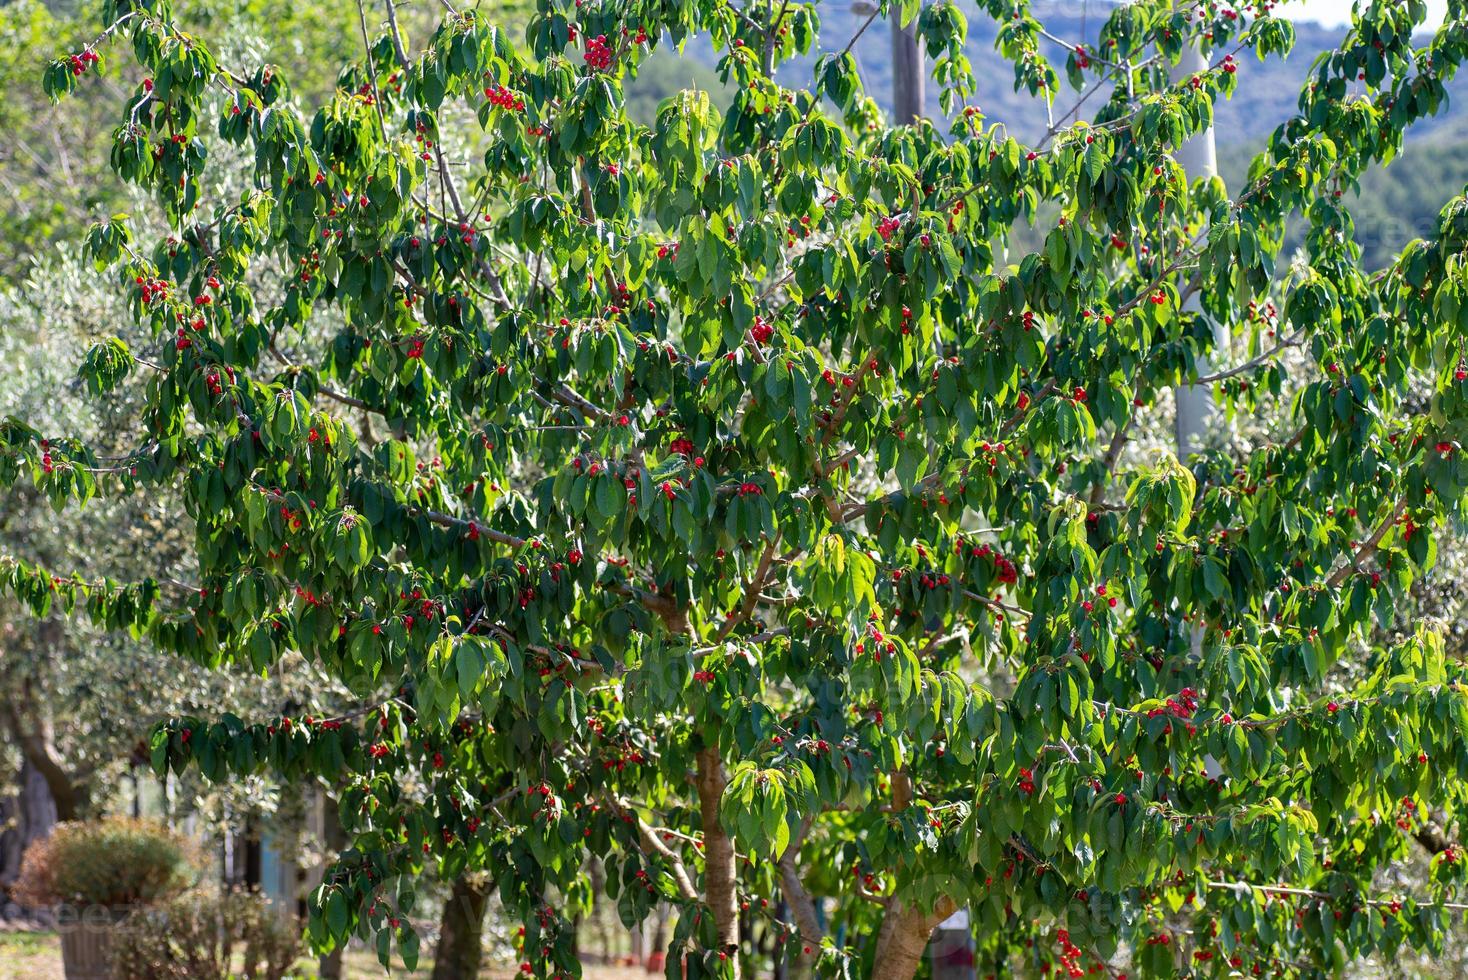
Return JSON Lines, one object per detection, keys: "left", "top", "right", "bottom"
{"left": 763, "top": 4, "right": 1468, "bottom": 145}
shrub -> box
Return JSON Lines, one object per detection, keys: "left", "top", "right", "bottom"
{"left": 111, "top": 887, "right": 302, "bottom": 980}
{"left": 12, "top": 818, "right": 200, "bottom": 910}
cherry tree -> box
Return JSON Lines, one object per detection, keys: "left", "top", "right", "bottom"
{"left": 4, "top": 0, "right": 1468, "bottom": 976}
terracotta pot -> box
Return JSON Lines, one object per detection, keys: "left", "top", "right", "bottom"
{"left": 59, "top": 918, "right": 117, "bottom": 980}
{"left": 645, "top": 950, "right": 666, "bottom": 973}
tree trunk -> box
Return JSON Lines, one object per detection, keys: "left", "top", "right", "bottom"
{"left": 650, "top": 906, "right": 669, "bottom": 969}
{"left": 0, "top": 795, "right": 18, "bottom": 885}
{"left": 695, "top": 746, "right": 740, "bottom": 977}
{"left": 17, "top": 740, "right": 78, "bottom": 821}
{"left": 869, "top": 897, "right": 957, "bottom": 980}
{"left": 0, "top": 760, "right": 58, "bottom": 887}
{"left": 2, "top": 678, "right": 82, "bottom": 822}
{"left": 431, "top": 873, "right": 491, "bottom": 980}
{"left": 587, "top": 856, "right": 610, "bottom": 962}
{"left": 317, "top": 795, "right": 348, "bottom": 980}
{"left": 890, "top": 9, "right": 925, "bottom": 124}
{"left": 20, "top": 759, "right": 57, "bottom": 846}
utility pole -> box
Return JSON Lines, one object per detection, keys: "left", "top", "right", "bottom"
{"left": 1173, "top": 40, "right": 1224, "bottom": 677}
{"left": 893, "top": 10, "right": 969, "bottom": 972}
{"left": 1173, "top": 45, "right": 1221, "bottom": 461}
{"left": 900, "top": 7, "right": 968, "bottom": 970}
{"left": 890, "top": 6, "right": 925, "bottom": 124}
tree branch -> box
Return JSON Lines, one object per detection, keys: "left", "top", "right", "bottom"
{"left": 714, "top": 537, "right": 778, "bottom": 643}
{"left": 1325, "top": 499, "right": 1406, "bottom": 589}
{"left": 1, "top": 672, "right": 81, "bottom": 822}
{"left": 1207, "top": 879, "right": 1468, "bottom": 911}
{"left": 776, "top": 814, "right": 823, "bottom": 961}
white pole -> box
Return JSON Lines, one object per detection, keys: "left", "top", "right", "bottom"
{"left": 1173, "top": 42, "right": 1221, "bottom": 461}
{"left": 1173, "top": 39, "right": 1225, "bottom": 675}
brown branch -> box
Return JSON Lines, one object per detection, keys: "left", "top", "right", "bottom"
{"left": 962, "top": 589, "right": 1031, "bottom": 622}
{"left": 890, "top": 769, "right": 914, "bottom": 812}
{"left": 599, "top": 792, "right": 700, "bottom": 902}
{"left": 378, "top": 0, "right": 512, "bottom": 310}
{"left": 1089, "top": 416, "right": 1136, "bottom": 507}
{"left": 1191, "top": 329, "right": 1304, "bottom": 385}
{"left": 353, "top": 0, "right": 389, "bottom": 138}
{"left": 870, "top": 895, "right": 959, "bottom": 978}
{"left": 407, "top": 506, "right": 526, "bottom": 547}
{"left": 599, "top": 581, "right": 693, "bottom": 637}
{"left": 713, "top": 537, "right": 778, "bottom": 643}
{"left": 1414, "top": 824, "right": 1455, "bottom": 856}
{"left": 634, "top": 813, "right": 701, "bottom": 902}
{"left": 777, "top": 815, "right": 823, "bottom": 962}
{"left": 254, "top": 481, "right": 526, "bottom": 548}
{"left": 1325, "top": 499, "right": 1406, "bottom": 589}
{"left": 1207, "top": 879, "right": 1468, "bottom": 912}
{"left": 818, "top": 352, "right": 876, "bottom": 453}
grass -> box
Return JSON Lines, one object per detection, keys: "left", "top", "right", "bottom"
{"left": 0, "top": 931, "right": 432, "bottom": 979}
{"left": 0, "top": 930, "right": 646, "bottom": 980}
{"left": 0, "top": 932, "right": 62, "bottom": 980}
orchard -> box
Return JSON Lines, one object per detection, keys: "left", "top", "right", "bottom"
{"left": 3, "top": 0, "right": 1468, "bottom": 976}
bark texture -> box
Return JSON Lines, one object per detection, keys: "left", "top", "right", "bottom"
{"left": 869, "top": 896, "right": 958, "bottom": 980}
{"left": 777, "top": 815, "right": 821, "bottom": 974}
{"left": 0, "top": 760, "right": 58, "bottom": 886}
{"left": 317, "top": 796, "right": 348, "bottom": 980}
{"left": 430, "top": 874, "right": 492, "bottom": 980}
{"left": 2, "top": 675, "right": 82, "bottom": 822}
{"left": 696, "top": 746, "right": 740, "bottom": 977}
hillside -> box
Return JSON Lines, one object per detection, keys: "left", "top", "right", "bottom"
{"left": 725, "top": 5, "right": 1468, "bottom": 270}
{"left": 772, "top": 6, "right": 1468, "bottom": 145}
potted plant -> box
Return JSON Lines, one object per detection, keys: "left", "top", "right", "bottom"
{"left": 13, "top": 818, "right": 200, "bottom": 980}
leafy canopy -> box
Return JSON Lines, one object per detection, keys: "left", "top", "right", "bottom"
{"left": 5, "top": 0, "right": 1468, "bottom": 976}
